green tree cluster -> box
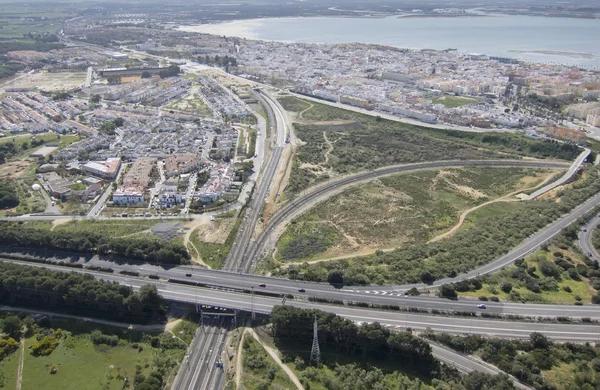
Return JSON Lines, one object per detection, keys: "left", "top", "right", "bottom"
{"left": 0, "top": 181, "right": 19, "bottom": 210}
{"left": 0, "top": 263, "right": 167, "bottom": 324}
{"left": 0, "top": 222, "right": 190, "bottom": 265}
{"left": 426, "top": 331, "right": 600, "bottom": 389}
{"left": 158, "top": 65, "right": 181, "bottom": 79}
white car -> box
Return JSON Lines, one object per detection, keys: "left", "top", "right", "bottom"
{"left": 477, "top": 304, "right": 486, "bottom": 309}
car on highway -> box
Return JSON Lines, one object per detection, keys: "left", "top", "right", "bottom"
{"left": 259, "top": 283, "right": 266, "bottom": 287}
{"left": 185, "top": 273, "right": 192, "bottom": 277}
{"left": 298, "top": 288, "right": 305, "bottom": 293}
{"left": 477, "top": 304, "right": 486, "bottom": 309}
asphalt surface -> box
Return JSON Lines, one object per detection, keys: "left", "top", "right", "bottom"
{"left": 171, "top": 316, "right": 230, "bottom": 390}
{"left": 579, "top": 214, "right": 600, "bottom": 262}
{"left": 430, "top": 344, "right": 533, "bottom": 390}
{"left": 2, "top": 259, "right": 600, "bottom": 342}
{"left": 223, "top": 89, "right": 287, "bottom": 272}
{"left": 526, "top": 148, "right": 590, "bottom": 199}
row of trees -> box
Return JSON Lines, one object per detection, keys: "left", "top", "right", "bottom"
{"left": 271, "top": 306, "right": 439, "bottom": 376}
{"left": 271, "top": 306, "right": 515, "bottom": 390}
{"left": 0, "top": 262, "right": 166, "bottom": 323}
{"left": 0, "top": 222, "right": 190, "bottom": 265}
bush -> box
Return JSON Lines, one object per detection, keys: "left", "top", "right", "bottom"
{"left": 31, "top": 336, "right": 59, "bottom": 356}
{"left": 500, "top": 283, "right": 513, "bottom": 293}
{"left": 592, "top": 294, "right": 600, "bottom": 304}
{"left": 478, "top": 296, "right": 488, "bottom": 301}
{"left": 489, "top": 296, "right": 500, "bottom": 302}
{"left": 538, "top": 258, "right": 560, "bottom": 277}
{"left": 568, "top": 268, "right": 580, "bottom": 281}
{"left": 90, "top": 330, "right": 118, "bottom": 346}
{"left": 562, "top": 285, "right": 572, "bottom": 293}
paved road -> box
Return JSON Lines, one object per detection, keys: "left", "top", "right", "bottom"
{"left": 526, "top": 148, "right": 590, "bottom": 200}
{"left": 430, "top": 344, "right": 533, "bottom": 390}
{"left": 223, "top": 89, "right": 287, "bottom": 272}
{"left": 579, "top": 214, "right": 600, "bottom": 262}
{"left": 87, "top": 162, "right": 127, "bottom": 218}
{"left": 2, "top": 259, "right": 600, "bottom": 341}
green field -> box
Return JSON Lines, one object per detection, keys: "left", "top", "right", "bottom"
{"left": 0, "top": 314, "right": 194, "bottom": 390}
{"left": 433, "top": 95, "right": 482, "bottom": 108}
{"left": 276, "top": 167, "right": 554, "bottom": 262}
{"left": 285, "top": 99, "right": 581, "bottom": 194}
{"left": 52, "top": 220, "right": 159, "bottom": 238}
{"left": 277, "top": 96, "right": 311, "bottom": 113}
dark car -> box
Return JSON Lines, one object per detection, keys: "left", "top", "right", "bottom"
{"left": 298, "top": 288, "right": 306, "bottom": 293}
{"left": 259, "top": 283, "right": 266, "bottom": 287}
{"left": 185, "top": 273, "right": 192, "bottom": 277}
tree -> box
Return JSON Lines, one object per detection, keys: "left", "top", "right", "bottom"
{"left": 90, "top": 94, "right": 101, "bottom": 104}
{"left": 327, "top": 270, "right": 344, "bottom": 285}
{"left": 107, "top": 75, "right": 121, "bottom": 84}
{"left": 530, "top": 332, "right": 549, "bottom": 350}
{"left": 2, "top": 316, "right": 22, "bottom": 339}
{"left": 439, "top": 284, "right": 457, "bottom": 298}
{"left": 141, "top": 71, "right": 152, "bottom": 79}
{"left": 0, "top": 152, "right": 5, "bottom": 164}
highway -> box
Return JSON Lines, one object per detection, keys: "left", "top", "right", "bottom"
{"left": 223, "top": 89, "right": 287, "bottom": 272}
{"left": 2, "top": 259, "right": 600, "bottom": 341}
{"left": 526, "top": 148, "right": 590, "bottom": 200}
{"left": 579, "top": 213, "right": 600, "bottom": 262}
{"left": 430, "top": 344, "right": 533, "bottom": 390}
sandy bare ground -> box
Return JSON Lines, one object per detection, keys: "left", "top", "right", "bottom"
{"left": 4, "top": 71, "right": 86, "bottom": 91}
{"left": 431, "top": 170, "right": 564, "bottom": 242}
{"left": 0, "top": 160, "right": 31, "bottom": 180}
{"left": 50, "top": 219, "right": 72, "bottom": 231}
{"left": 164, "top": 318, "right": 183, "bottom": 333}
{"left": 182, "top": 220, "right": 212, "bottom": 268}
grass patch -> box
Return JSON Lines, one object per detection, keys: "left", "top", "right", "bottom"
{"left": 277, "top": 96, "right": 311, "bottom": 112}
{"left": 241, "top": 335, "right": 295, "bottom": 390}
{"left": 433, "top": 95, "right": 482, "bottom": 108}
{"left": 0, "top": 313, "right": 193, "bottom": 390}
{"left": 189, "top": 211, "right": 244, "bottom": 269}
{"left": 52, "top": 220, "right": 157, "bottom": 237}
{"left": 276, "top": 167, "right": 554, "bottom": 262}
{"left": 287, "top": 99, "right": 581, "bottom": 193}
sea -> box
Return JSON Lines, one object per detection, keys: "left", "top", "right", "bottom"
{"left": 179, "top": 13, "right": 600, "bottom": 69}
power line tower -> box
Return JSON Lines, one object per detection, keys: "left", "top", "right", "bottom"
{"left": 309, "top": 316, "right": 320, "bottom": 367}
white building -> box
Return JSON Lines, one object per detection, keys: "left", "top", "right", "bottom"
{"left": 112, "top": 188, "right": 144, "bottom": 205}
{"left": 157, "top": 192, "right": 184, "bottom": 208}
